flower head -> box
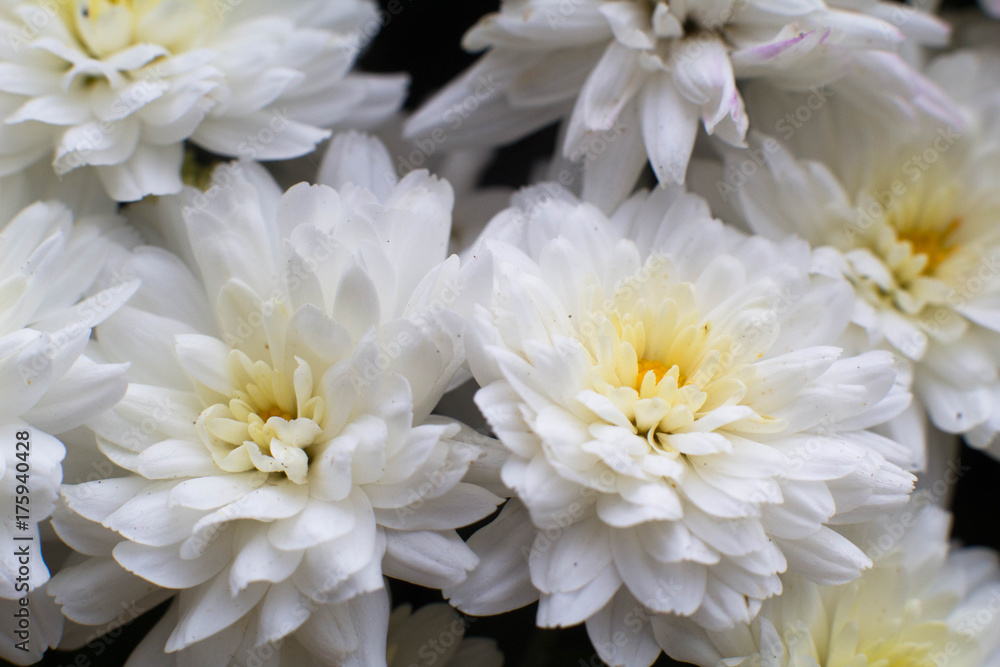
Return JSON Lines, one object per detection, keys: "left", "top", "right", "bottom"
{"left": 405, "top": 0, "right": 954, "bottom": 211}
{"left": 0, "top": 0, "right": 407, "bottom": 201}
{"left": 656, "top": 497, "right": 1000, "bottom": 667}
{"left": 0, "top": 194, "right": 135, "bottom": 663}
{"left": 449, "top": 184, "right": 915, "bottom": 666}
{"left": 723, "top": 46, "right": 1000, "bottom": 453}
{"left": 49, "top": 133, "right": 503, "bottom": 664}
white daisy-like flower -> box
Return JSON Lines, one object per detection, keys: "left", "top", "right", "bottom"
{"left": 386, "top": 602, "right": 504, "bottom": 667}
{"left": 0, "top": 195, "right": 135, "bottom": 664}
{"left": 404, "top": 0, "right": 955, "bottom": 211}
{"left": 721, "top": 46, "right": 1000, "bottom": 455}
{"left": 448, "top": 184, "right": 916, "bottom": 667}
{"left": 48, "top": 133, "right": 504, "bottom": 665}
{"left": 0, "top": 0, "right": 407, "bottom": 202}
{"left": 656, "top": 496, "right": 1000, "bottom": 667}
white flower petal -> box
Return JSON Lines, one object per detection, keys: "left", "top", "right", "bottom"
{"left": 165, "top": 573, "right": 268, "bottom": 651}
{"left": 382, "top": 529, "right": 479, "bottom": 589}
{"left": 444, "top": 499, "right": 539, "bottom": 616}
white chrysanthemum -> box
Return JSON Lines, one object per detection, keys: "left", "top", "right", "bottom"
{"left": 656, "top": 497, "right": 1000, "bottom": 667}
{"left": 0, "top": 0, "right": 407, "bottom": 202}
{"left": 48, "top": 133, "right": 504, "bottom": 665}
{"left": 386, "top": 602, "right": 503, "bottom": 667}
{"left": 448, "top": 184, "right": 916, "bottom": 667}
{"left": 0, "top": 196, "right": 135, "bottom": 664}
{"left": 721, "top": 47, "right": 1000, "bottom": 456}
{"left": 405, "top": 0, "right": 955, "bottom": 211}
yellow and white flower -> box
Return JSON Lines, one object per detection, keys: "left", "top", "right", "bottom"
{"left": 723, "top": 46, "right": 1000, "bottom": 456}
{"left": 405, "top": 0, "right": 954, "bottom": 211}
{"left": 448, "top": 184, "right": 915, "bottom": 667}
{"left": 0, "top": 0, "right": 407, "bottom": 201}
{"left": 48, "top": 133, "right": 503, "bottom": 665}
{"left": 656, "top": 498, "right": 1000, "bottom": 667}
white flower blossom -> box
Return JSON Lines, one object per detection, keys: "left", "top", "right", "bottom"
{"left": 405, "top": 0, "right": 955, "bottom": 211}
{"left": 48, "top": 133, "right": 503, "bottom": 665}
{"left": 721, "top": 45, "right": 1000, "bottom": 456}
{"left": 0, "top": 0, "right": 407, "bottom": 201}
{"left": 448, "top": 184, "right": 915, "bottom": 667}
{"left": 0, "top": 191, "right": 135, "bottom": 664}
{"left": 656, "top": 497, "right": 1000, "bottom": 667}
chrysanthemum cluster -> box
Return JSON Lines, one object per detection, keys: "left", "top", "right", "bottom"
{"left": 2, "top": 1, "right": 1000, "bottom": 666}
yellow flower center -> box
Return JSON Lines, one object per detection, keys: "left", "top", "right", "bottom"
{"left": 812, "top": 569, "right": 978, "bottom": 667}
{"left": 841, "top": 178, "right": 981, "bottom": 330}
{"left": 874, "top": 182, "right": 964, "bottom": 285}
{"left": 893, "top": 218, "right": 961, "bottom": 278}
{"left": 634, "top": 358, "right": 675, "bottom": 392}
{"left": 60, "top": 0, "right": 216, "bottom": 58}
{"left": 863, "top": 639, "right": 937, "bottom": 667}
{"left": 197, "top": 350, "right": 326, "bottom": 484}
{"left": 578, "top": 261, "right": 775, "bottom": 448}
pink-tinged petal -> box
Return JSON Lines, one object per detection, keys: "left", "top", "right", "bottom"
{"left": 667, "top": 37, "right": 748, "bottom": 146}
{"left": 814, "top": 9, "right": 903, "bottom": 50}
{"left": 729, "top": 28, "right": 829, "bottom": 74}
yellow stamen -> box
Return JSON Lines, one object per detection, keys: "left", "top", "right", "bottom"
{"left": 635, "top": 358, "right": 673, "bottom": 392}
{"left": 896, "top": 217, "right": 961, "bottom": 275}
{"left": 258, "top": 406, "right": 293, "bottom": 422}
{"left": 62, "top": 0, "right": 215, "bottom": 58}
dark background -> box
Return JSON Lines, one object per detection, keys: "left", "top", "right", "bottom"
{"left": 15, "top": 0, "right": 997, "bottom": 665}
